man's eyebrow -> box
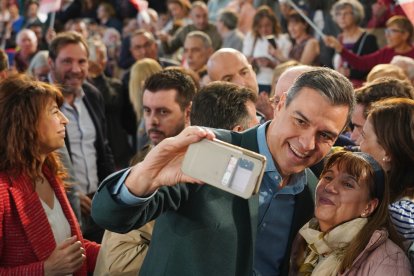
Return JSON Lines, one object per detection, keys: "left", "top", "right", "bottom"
{"left": 294, "top": 110, "right": 339, "bottom": 138}
{"left": 294, "top": 110, "right": 310, "bottom": 124}
{"left": 221, "top": 74, "right": 233, "bottom": 80}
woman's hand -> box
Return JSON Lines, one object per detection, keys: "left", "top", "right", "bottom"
{"left": 323, "top": 36, "right": 343, "bottom": 53}
{"left": 125, "top": 126, "right": 215, "bottom": 196}
{"left": 44, "top": 236, "right": 85, "bottom": 276}
{"left": 268, "top": 45, "right": 287, "bottom": 63}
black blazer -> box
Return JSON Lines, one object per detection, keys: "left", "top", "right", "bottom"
{"left": 92, "top": 126, "right": 316, "bottom": 275}
{"left": 64, "top": 82, "right": 115, "bottom": 183}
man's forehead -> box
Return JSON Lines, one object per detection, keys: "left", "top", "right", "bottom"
{"left": 216, "top": 55, "right": 246, "bottom": 71}
{"left": 144, "top": 89, "right": 178, "bottom": 101}
{"left": 185, "top": 37, "right": 203, "bottom": 47}
{"left": 132, "top": 34, "right": 151, "bottom": 44}
{"left": 57, "top": 43, "right": 88, "bottom": 58}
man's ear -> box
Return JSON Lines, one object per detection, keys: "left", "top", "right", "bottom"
{"left": 274, "top": 92, "right": 287, "bottom": 117}
{"left": 232, "top": 124, "right": 243, "bottom": 132}
{"left": 48, "top": 57, "right": 54, "bottom": 69}
{"left": 185, "top": 102, "right": 192, "bottom": 126}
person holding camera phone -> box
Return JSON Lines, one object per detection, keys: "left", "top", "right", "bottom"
{"left": 91, "top": 67, "right": 355, "bottom": 276}
{"left": 242, "top": 6, "right": 291, "bottom": 94}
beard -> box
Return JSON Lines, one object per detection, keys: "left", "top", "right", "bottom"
{"left": 147, "top": 118, "right": 186, "bottom": 145}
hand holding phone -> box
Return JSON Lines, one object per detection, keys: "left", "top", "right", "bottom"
{"left": 266, "top": 35, "right": 277, "bottom": 49}
{"left": 181, "top": 139, "right": 266, "bottom": 199}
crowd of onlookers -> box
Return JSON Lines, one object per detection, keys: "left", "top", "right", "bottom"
{"left": 1, "top": 0, "right": 414, "bottom": 275}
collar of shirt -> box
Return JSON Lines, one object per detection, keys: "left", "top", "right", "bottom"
{"left": 256, "top": 121, "right": 306, "bottom": 195}
{"left": 62, "top": 88, "right": 85, "bottom": 113}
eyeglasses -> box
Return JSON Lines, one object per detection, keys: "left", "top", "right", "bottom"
{"left": 385, "top": 28, "right": 405, "bottom": 35}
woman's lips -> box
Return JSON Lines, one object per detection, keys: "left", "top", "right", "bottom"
{"left": 318, "top": 196, "right": 335, "bottom": 205}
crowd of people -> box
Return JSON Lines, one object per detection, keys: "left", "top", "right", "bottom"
{"left": 0, "top": 0, "right": 414, "bottom": 275}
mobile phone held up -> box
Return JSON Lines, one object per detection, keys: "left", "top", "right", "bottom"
{"left": 266, "top": 35, "right": 277, "bottom": 49}
{"left": 181, "top": 139, "right": 266, "bottom": 199}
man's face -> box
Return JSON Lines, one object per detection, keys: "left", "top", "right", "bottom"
{"left": 18, "top": 32, "right": 37, "bottom": 55}
{"left": 191, "top": 6, "right": 208, "bottom": 30}
{"left": 49, "top": 43, "right": 88, "bottom": 94}
{"left": 350, "top": 103, "right": 366, "bottom": 144}
{"left": 130, "top": 34, "right": 158, "bottom": 61}
{"left": 143, "top": 89, "right": 190, "bottom": 145}
{"left": 184, "top": 37, "right": 212, "bottom": 72}
{"left": 267, "top": 88, "right": 349, "bottom": 178}
{"left": 208, "top": 52, "right": 258, "bottom": 93}
{"left": 70, "top": 22, "right": 89, "bottom": 39}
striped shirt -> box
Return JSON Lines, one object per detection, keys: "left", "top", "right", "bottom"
{"left": 389, "top": 199, "right": 414, "bottom": 241}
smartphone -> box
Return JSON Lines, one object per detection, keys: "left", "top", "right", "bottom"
{"left": 181, "top": 139, "right": 266, "bottom": 199}
{"left": 266, "top": 35, "right": 277, "bottom": 49}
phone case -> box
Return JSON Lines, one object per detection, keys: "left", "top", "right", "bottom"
{"left": 181, "top": 139, "right": 267, "bottom": 199}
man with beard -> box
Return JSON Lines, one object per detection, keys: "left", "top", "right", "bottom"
{"left": 92, "top": 67, "right": 355, "bottom": 275}
{"left": 143, "top": 69, "right": 194, "bottom": 147}
{"left": 94, "top": 69, "right": 195, "bottom": 275}
{"left": 48, "top": 31, "right": 115, "bottom": 243}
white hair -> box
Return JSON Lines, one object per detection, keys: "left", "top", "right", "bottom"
{"left": 16, "top": 29, "right": 37, "bottom": 46}
{"left": 391, "top": 55, "right": 414, "bottom": 80}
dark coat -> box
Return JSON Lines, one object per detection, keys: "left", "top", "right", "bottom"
{"left": 92, "top": 126, "right": 316, "bottom": 275}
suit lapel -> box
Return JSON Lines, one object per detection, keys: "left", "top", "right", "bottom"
{"left": 8, "top": 173, "right": 56, "bottom": 261}
{"left": 239, "top": 126, "right": 260, "bottom": 246}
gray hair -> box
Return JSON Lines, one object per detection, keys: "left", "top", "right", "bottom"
{"left": 16, "top": 28, "right": 37, "bottom": 46}
{"left": 286, "top": 67, "right": 355, "bottom": 123}
{"left": 331, "top": 0, "right": 365, "bottom": 26}
{"left": 191, "top": 1, "right": 207, "bottom": 11}
{"left": 218, "top": 9, "right": 238, "bottom": 30}
{"left": 186, "top": 31, "right": 212, "bottom": 49}
{"left": 27, "top": 50, "right": 49, "bottom": 77}
{"left": 391, "top": 55, "right": 414, "bottom": 80}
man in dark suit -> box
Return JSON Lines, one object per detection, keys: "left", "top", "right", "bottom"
{"left": 92, "top": 68, "right": 355, "bottom": 275}
{"left": 48, "top": 31, "right": 115, "bottom": 242}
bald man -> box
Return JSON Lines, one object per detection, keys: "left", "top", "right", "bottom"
{"left": 207, "top": 48, "right": 273, "bottom": 120}
{"left": 272, "top": 65, "right": 314, "bottom": 105}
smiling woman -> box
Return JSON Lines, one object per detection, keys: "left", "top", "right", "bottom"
{"left": 0, "top": 74, "right": 100, "bottom": 275}
{"left": 289, "top": 151, "right": 411, "bottom": 275}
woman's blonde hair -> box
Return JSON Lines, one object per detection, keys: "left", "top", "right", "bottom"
{"left": 128, "top": 58, "right": 162, "bottom": 123}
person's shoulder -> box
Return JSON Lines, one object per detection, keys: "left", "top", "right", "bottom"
{"left": 366, "top": 230, "right": 409, "bottom": 261}
{"left": 82, "top": 81, "right": 100, "bottom": 94}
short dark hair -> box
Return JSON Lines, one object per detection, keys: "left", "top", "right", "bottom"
{"left": 191, "top": 81, "right": 257, "bottom": 130}
{"left": 144, "top": 69, "right": 196, "bottom": 110}
{"left": 0, "top": 49, "right": 8, "bottom": 72}
{"left": 287, "top": 12, "right": 312, "bottom": 34}
{"left": 355, "top": 77, "right": 414, "bottom": 118}
{"left": 49, "top": 31, "right": 89, "bottom": 61}
{"left": 130, "top": 29, "right": 156, "bottom": 43}
{"left": 286, "top": 67, "right": 355, "bottom": 124}
{"left": 218, "top": 9, "right": 238, "bottom": 30}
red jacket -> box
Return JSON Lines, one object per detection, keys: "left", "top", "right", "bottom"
{"left": 0, "top": 166, "right": 100, "bottom": 275}
{"left": 341, "top": 46, "right": 414, "bottom": 72}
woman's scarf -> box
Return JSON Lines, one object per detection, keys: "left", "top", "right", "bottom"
{"left": 298, "top": 217, "right": 368, "bottom": 276}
